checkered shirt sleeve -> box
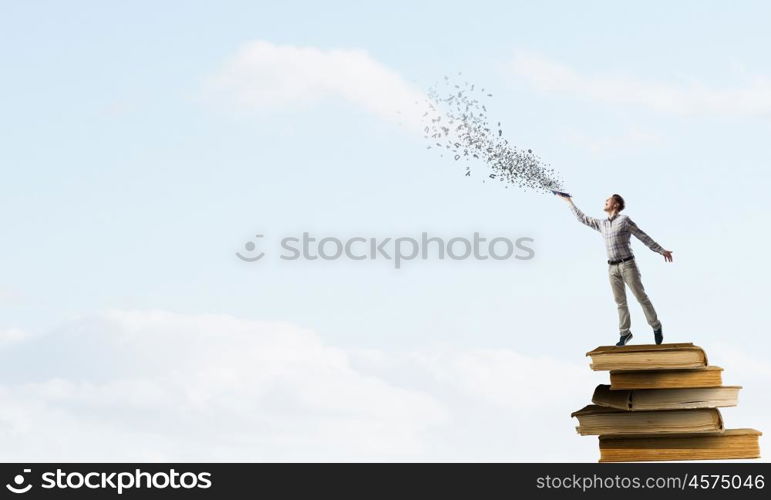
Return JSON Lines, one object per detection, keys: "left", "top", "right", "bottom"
{"left": 568, "top": 203, "right": 665, "bottom": 260}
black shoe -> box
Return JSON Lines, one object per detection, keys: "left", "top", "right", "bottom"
{"left": 616, "top": 332, "right": 633, "bottom": 346}
{"left": 654, "top": 326, "right": 663, "bottom": 345}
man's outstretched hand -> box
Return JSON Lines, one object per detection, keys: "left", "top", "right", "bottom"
{"left": 556, "top": 194, "right": 573, "bottom": 204}
{"left": 662, "top": 250, "right": 673, "bottom": 262}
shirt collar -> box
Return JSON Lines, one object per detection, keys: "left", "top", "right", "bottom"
{"left": 607, "top": 213, "right": 619, "bottom": 222}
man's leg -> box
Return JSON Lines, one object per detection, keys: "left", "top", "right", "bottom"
{"left": 609, "top": 264, "right": 631, "bottom": 335}
{"left": 621, "top": 260, "right": 662, "bottom": 331}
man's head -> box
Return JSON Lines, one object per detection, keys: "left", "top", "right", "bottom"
{"left": 603, "top": 194, "right": 625, "bottom": 214}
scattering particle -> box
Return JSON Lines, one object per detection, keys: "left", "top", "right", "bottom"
{"left": 421, "top": 77, "right": 564, "bottom": 194}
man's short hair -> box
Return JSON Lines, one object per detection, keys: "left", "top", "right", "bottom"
{"left": 611, "top": 194, "right": 625, "bottom": 211}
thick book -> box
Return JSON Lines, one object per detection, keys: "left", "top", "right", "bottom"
{"left": 571, "top": 405, "right": 724, "bottom": 435}
{"left": 586, "top": 343, "right": 708, "bottom": 371}
{"left": 598, "top": 429, "right": 762, "bottom": 462}
{"left": 610, "top": 366, "right": 723, "bottom": 390}
{"left": 591, "top": 384, "right": 740, "bottom": 411}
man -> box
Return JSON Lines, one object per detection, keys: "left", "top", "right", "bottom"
{"left": 557, "top": 193, "right": 673, "bottom": 346}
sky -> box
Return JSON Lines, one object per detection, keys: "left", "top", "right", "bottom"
{"left": 1, "top": 0, "right": 770, "bottom": 461}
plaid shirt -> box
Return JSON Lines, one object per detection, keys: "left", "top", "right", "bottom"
{"left": 570, "top": 203, "right": 664, "bottom": 261}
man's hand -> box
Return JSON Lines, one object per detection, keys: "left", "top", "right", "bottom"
{"left": 662, "top": 250, "right": 673, "bottom": 262}
{"left": 557, "top": 194, "right": 573, "bottom": 204}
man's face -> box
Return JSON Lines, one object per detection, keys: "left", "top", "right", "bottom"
{"left": 603, "top": 196, "right": 616, "bottom": 213}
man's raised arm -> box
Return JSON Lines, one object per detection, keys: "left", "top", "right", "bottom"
{"left": 560, "top": 197, "right": 601, "bottom": 231}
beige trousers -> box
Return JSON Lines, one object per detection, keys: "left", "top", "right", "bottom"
{"left": 608, "top": 259, "right": 661, "bottom": 335}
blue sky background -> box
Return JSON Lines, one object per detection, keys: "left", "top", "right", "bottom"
{"left": 1, "top": 1, "right": 770, "bottom": 461}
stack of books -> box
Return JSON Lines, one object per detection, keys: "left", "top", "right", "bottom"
{"left": 571, "top": 343, "right": 762, "bottom": 462}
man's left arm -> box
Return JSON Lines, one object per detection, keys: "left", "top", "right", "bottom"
{"left": 627, "top": 217, "right": 674, "bottom": 262}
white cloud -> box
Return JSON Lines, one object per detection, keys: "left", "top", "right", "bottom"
{"left": 3, "top": 310, "right": 764, "bottom": 462}
{"left": 0, "top": 310, "right": 447, "bottom": 460}
{"left": 206, "top": 40, "right": 428, "bottom": 132}
{"left": 0, "top": 309, "right": 602, "bottom": 461}
{"left": 509, "top": 51, "right": 771, "bottom": 116}
{"left": 0, "top": 327, "right": 28, "bottom": 347}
